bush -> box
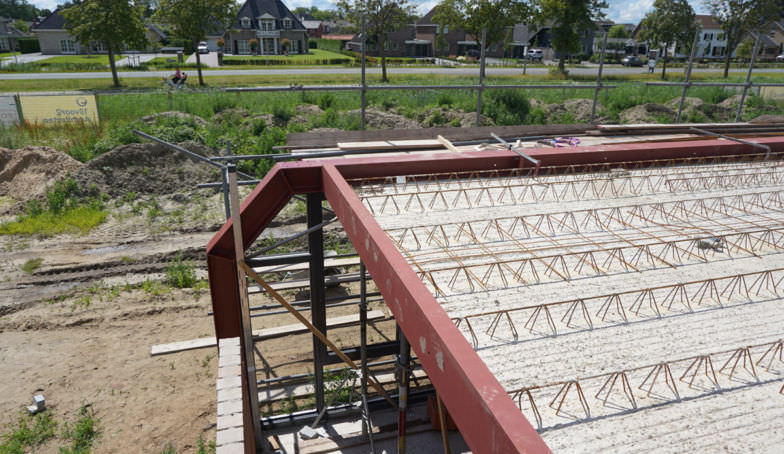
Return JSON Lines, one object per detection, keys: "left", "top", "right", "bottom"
{"left": 484, "top": 90, "right": 531, "bottom": 125}
{"left": 17, "top": 37, "right": 40, "bottom": 53}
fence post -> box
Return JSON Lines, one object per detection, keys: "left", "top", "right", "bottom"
{"left": 361, "top": 16, "right": 367, "bottom": 131}
{"left": 476, "top": 28, "right": 487, "bottom": 127}
{"left": 590, "top": 32, "right": 608, "bottom": 124}
{"left": 676, "top": 28, "right": 700, "bottom": 124}
{"left": 736, "top": 35, "right": 760, "bottom": 123}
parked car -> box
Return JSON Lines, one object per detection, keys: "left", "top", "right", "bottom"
{"left": 466, "top": 48, "right": 480, "bottom": 58}
{"left": 527, "top": 48, "right": 543, "bottom": 61}
{"left": 198, "top": 41, "right": 209, "bottom": 54}
{"left": 777, "top": 54, "right": 784, "bottom": 62}
{"left": 621, "top": 55, "right": 643, "bottom": 67}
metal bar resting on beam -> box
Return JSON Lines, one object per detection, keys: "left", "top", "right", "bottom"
{"left": 689, "top": 127, "right": 771, "bottom": 158}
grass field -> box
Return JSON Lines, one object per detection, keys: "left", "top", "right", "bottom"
{"left": 223, "top": 49, "right": 352, "bottom": 64}
{"left": 37, "top": 54, "right": 124, "bottom": 65}
{"left": 2, "top": 70, "right": 781, "bottom": 92}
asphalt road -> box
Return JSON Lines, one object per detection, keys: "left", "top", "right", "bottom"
{"left": 1, "top": 65, "right": 783, "bottom": 81}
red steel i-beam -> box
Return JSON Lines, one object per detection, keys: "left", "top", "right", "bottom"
{"left": 206, "top": 136, "right": 784, "bottom": 453}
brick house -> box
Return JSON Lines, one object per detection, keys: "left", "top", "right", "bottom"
{"left": 347, "top": 7, "right": 512, "bottom": 58}
{"left": 225, "top": 0, "right": 308, "bottom": 55}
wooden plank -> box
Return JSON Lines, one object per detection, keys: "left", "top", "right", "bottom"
{"left": 337, "top": 139, "right": 442, "bottom": 151}
{"left": 287, "top": 124, "right": 591, "bottom": 149}
{"left": 247, "top": 272, "right": 362, "bottom": 294}
{"left": 150, "top": 311, "right": 386, "bottom": 356}
{"left": 437, "top": 135, "right": 461, "bottom": 153}
{"left": 597, "top": 122, "right": 752, "bottom": 131}
{"left": 253, "top": 256, "right": 360, "bottom": 274}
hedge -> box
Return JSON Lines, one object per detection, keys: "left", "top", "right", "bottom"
{"left": 223, "top": 56, "right": 352, "bottom": 66}
{"left": 18, "top": 37, "right": 40, "bottom": 53}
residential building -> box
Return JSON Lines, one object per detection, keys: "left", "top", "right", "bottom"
{"left": 692, "top": 15, "right": 728, "bottom": 59}
{"left": 0, "top": 17, "right": 28, "bottom": 52}
{"left": 225, "top": 0, "right": 308, "bottom": 55}
{"left": 347, "top": 7, "right": 513, "bottom": 58}
{"left": 33, "top": 9, "right": 165, "bottom": 54}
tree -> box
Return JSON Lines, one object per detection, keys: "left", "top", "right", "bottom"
{"left": 706, "top": 0, "right": 781, "bottom": 78}
{"left": 537, "top": 0, "right": 607, "bottom": 74}
{"left": 156, "top": 0, "right": 236, "bottom": 86}
{"left": 607, "top": 24, "right": 629, "bottom": 62}
{"left": 61, "top": 0, "right": 147, "bottom": 88}
{"left": 0, "top": 0, "right": 41, "bottom": 21}
{"left": 338, "top": 0, "right": 414, "bottom": 82}
{"left": 638, "top": 0, "right": 695, "bottom": 79}
{"left": 434, "top": 0, "right": 531, "bottom": 77}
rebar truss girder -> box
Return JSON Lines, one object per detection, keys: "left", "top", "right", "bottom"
{"left": 509, "top": 340, "right": 784, "bottom": 430}
{"left": 451, "top": 267, "right": 784, "bottom": 347}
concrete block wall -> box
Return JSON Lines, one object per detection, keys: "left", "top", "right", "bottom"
{"left": 216, "top": 337, "right": 245, "bottom": 453}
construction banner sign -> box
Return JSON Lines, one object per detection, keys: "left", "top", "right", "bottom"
{"left": 19, "top": 95, "right": 99, "bottom": 126}
{"left": 0, "top": 96, "right": 19, "bottom": 126}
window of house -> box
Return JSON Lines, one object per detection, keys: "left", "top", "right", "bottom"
{"left": 0, "top": 37, "right": 9, "bottom": 51}
{"left": 703, "top": 33, "right": 713, "bottom": 41}
{"left": 392, "top": 41, "right": 399, "bottom": 50}
{"left": 260, "top": 19, "right": 275, "bottom": 31}
{"left": 384, "top": 40, "right": 389, "bottom": 50}
{"left": 241, "top": 17, "right": 250, "bottom": 28}
{"left": 93, "top": 41, "right": 105, "bottom": 52}
{"left": 237, "top": 39, "right": 250, "bottom": 54}
{"left": 717, "top": 33, "right": 725, "bottom": 40}
{"left": 443, "top": 25, "right": 448, "bottom": 34}
{"left": 283, "top": 18, "right": 292, "bottom": 29}
{"left": 60, "top": 39, "right": 75, "bottom": 53}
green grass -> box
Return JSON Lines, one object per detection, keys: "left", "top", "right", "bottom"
{"left": 223, "top": 49, "right": 353, "bottom": 65}
{"left": 0, "top": 206, "right": 108, "bottom": 236}
{"left": 0, "top": 411, "right": 57, "bottom": 454}
{"left": 37, "top": 54, "right": 123, "bottom": 65}
{"left": 21, "top": 257, "right": 43, "bottom": 274}
{"left": 165, "top": 255, "right": 198, "bottom": 288}
{"left": 59, "top": 404, "right": 100, "bottom": 454}
{"left": 0, "top": 52, "right": 18, "bottom": 58}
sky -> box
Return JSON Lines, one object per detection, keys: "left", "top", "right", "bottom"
{"left": 27, "top": 0, "right": 710, "bottom": 24}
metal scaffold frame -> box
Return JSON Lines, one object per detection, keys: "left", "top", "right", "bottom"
{"left": 206, "top": 135, "right": 784, "bottom": 453}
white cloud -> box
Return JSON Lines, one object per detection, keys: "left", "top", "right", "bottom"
{"left": 29, "top": 0, "right": 60, "bottom": 11}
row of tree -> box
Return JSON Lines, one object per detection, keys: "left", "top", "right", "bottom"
{"left": 57, "top": 0, "right": 784, "bottom": 87}
{"left": 338, "top": 0, "right": 783, "bottom": 81}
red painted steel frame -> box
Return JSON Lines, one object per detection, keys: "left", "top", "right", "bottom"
{"left": 206, "top": 136, "right": 784, "bottom": 454}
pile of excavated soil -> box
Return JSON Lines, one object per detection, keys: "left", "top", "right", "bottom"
{"left": 619, "top": 103, "right": 675, "bottom": 124}
{"left": 140, "top": 111, "right": 208, "bottom": 128}
{"left": 345, "top": 108, "right": 420, "bottom": 129}
{"left": 0, "top": 146, "right": 83, "bottom": 214}
{"left": 545, "top": 99, "right": 603, "bottom": 124}
{"left": 664, "top": 97, "right": 733, "bottom": 122}
{"left": 419, "top": 106, "right": 494, "bottom": 128}
{"left": 73, "top": 141, "right": 219, "bottom": 198}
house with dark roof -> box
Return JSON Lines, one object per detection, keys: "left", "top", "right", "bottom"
{"left": 0, "top": 18, "right": 28, "bottom": 52}
{"left": 347, "top": 7, "right": 515, "bottom": 59}
{"left": 225, "top": 0, "right": 308, "bottom": 55}
{"left": 33, "top": 9, "right": 165, "bottom": 54}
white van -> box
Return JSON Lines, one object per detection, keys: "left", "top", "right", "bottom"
{"left": 527, "top": 49, "right": 543, "bottom": 61}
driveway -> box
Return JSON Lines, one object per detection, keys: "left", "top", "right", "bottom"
{"left": 0, "top": 52, "right": 49, "bottom": 67}
{"left": 186, "top": 51, "right": 218, "bottom": 67}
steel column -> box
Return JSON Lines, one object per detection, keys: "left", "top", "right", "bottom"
{"left": 676, "top": 29, "right": 700, "bottom": 124}
{"left": 308, "top": 193, "right": 328, "bottom": 413}
{"left": 476, "top": 29, "right": 487, "bottom": 128}
{"left": 397, "top": 329, "right": 410, "bottom": 454}
{"left": 590, "top": 32, "right": 607, "bottom": 124}
{"left": 736, "top": 35, "right": 761, "bottom": 122}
